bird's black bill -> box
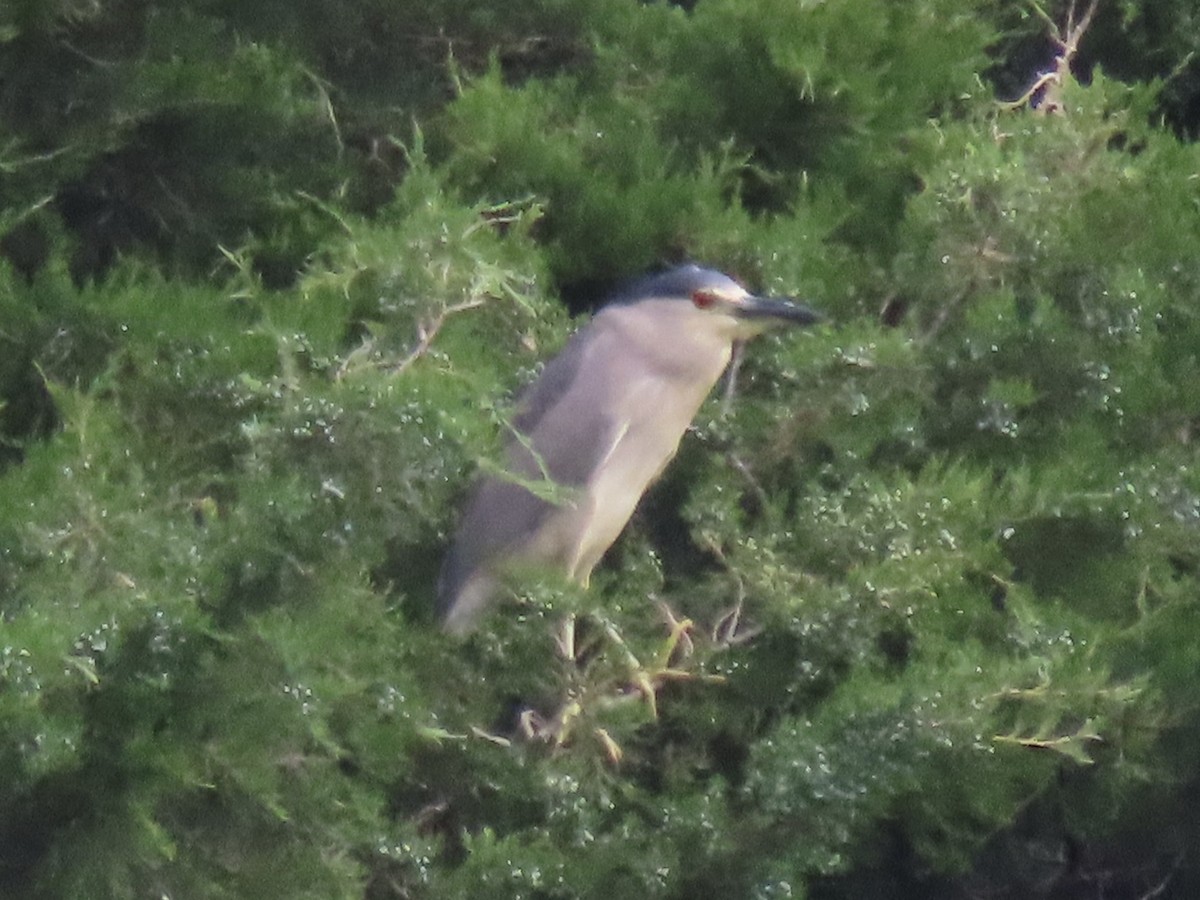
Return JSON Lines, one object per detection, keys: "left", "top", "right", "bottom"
{"left": 735, "top": 294, "right": 823, "bottom": 325}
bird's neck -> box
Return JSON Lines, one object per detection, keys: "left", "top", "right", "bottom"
{"left": 599, "top": 300, "right": 735, "bottom": 388}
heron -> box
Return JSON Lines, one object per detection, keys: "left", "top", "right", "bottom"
{"left": 438, "top": 264, "right": 820, "bottom": 634}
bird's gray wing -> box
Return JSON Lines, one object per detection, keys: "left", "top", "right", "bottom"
{"left": 437, "top": 474, "right": 549, "bottom": 624}
{"left": 510, "top": 330, "right": 588, "bottom": 447}
{"left": 438, "top": 323, "right": 626, "bottom": 622}
{"left": 510, "top": 324, "right": 627, "bottom": 487}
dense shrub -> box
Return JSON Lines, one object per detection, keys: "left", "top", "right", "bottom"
{"left": 3, "top": 1, "right": 1200, "bottom": 898}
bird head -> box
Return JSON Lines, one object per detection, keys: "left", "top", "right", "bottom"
{"left": 612, "top": 264, "right": 821, "bottom": 341}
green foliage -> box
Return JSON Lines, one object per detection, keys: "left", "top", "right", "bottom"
{"left": 0, "top": 0, "right": 603, "bottom": 285}
{"left": 438, "top": 0, "right": 995, "bottom": 281}
{"left": 4, "top": 2, "right": 1200, "bottom": 899}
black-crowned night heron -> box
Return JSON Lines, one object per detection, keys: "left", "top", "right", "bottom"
{"left": 438, "top": 264, "right": 820, "bottom": 634}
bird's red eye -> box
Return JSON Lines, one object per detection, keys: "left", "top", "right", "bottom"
{"left": 692, "top": 290, "right": 718, "bottom": 309}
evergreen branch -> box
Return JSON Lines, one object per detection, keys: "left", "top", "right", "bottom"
{"left": 338, "top": 296, "right": 486, "bottom": 381}
{"left": 395, "top": 297, "right": 487, "bottom": 374}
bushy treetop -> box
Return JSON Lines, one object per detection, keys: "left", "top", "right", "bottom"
{"left": 3, "top": 1, "right": 1200, "bottom": 897}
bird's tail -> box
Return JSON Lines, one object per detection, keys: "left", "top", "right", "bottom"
{"left": 437, "top": 548, "right": 496, "bottom": 635}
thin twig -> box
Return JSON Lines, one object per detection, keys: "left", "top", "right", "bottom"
{"left": 1001, "top": 0, "right": 1101, "bottom": 113}
{"left": 388, "top": 297, "right": 486, "bottom": 376}
{"left": 1138, "top": 853, "right": 1184, "bottom": 900}
{"left": 721, "top": 340, "right": 746, "bottom": 417}
{"left": 336, "top": 296, "right": 486, "bottom": 381}
{"left": 725, "top": 450, "right": 770, "bottom": 513}
{"left": 922, "top": 285, "right": 972, "bottom": 341}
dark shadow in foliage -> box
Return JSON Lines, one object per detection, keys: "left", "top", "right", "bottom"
{"left": 372, "top": 535, "right": 444, "bottom": 629}
{"left": 809, "top": 822, "right": 955, "bottom": 900}
{"left": 636, "top": 446, "right": 726, "bottom": 589}
{"left": 558, "top": 275, "right": 625, "bottom": 318}
{"left": 57, "top": 169, "right": 166, "bottom": 287}
{"left": 0, "top": 221, "right": 50, "bottom": 283}
{"left": 0, "top": 269, "right": 117, "bottom": 471}
{"left": 961, "top": 759, "right": 1200, "bottom": 900}
{"left": 1001, "top": 515, "right": 1130, "bottom": 619}
{"left": 0, "top": 361, "right": 58, "bottom": 472}
{"left": 0, "top": 770, "right": 91, "bottom": 897}
{"left": 984, "top": 0, "right": 1200, "bottom": 137}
